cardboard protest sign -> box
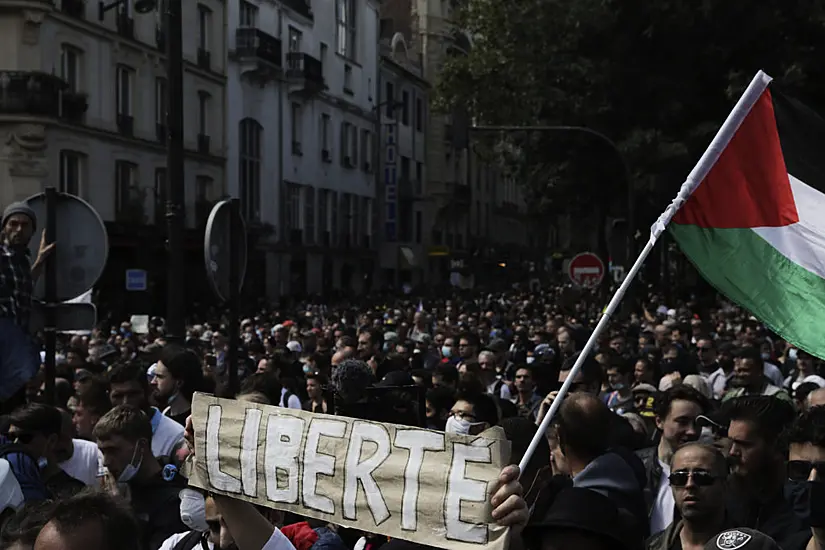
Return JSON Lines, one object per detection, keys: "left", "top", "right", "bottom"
{"left": 189, "top": 393, "right": 511, "bottom": 550}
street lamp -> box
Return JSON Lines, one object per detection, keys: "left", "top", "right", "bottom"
{"left": 99, "top": 0, "right": 186, "bottom": 342}
{"left": 469, "top": 125, "right": 636, "bottom": 262}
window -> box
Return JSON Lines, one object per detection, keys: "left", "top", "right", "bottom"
{"left": 401, "top": 156, "right": 410, "bottom": 182}
{"left": 330, "top": 191, "right": 338, "bottom": 242}
{"left": 341, "top": 122, "right": 357, "bottom": 167}
{"left": 118, "top": 0, "right": 131, "bottom": 15}
{"left": 198, "top": 5, "right": 211, "bottom": 51}
{"left": 321, "top": 114, "right": 331, "bottom": 159}
{"left": 286, "top": 184, "right": 301, "bottom": 230}
{"left": 361, "top": 129, "right": 372, "bottom": 172}
{"left": 476, "top": 200, "right": 481, "bottom": 234}
{"left": 155, "top": 77, "right": 167, "bottom": 126}
{"left": 415, "top": 210, "right": 422, "bottom": 244}
{"left": 415, "top": 162, "right": 423, "bottom": 194}
{"left": 343, "top": 65, "right": 353, "bottom": 93}
{"left": 195, "top": 175, "right": 213, "bottom": 223}
{"left": 320, "top": 43, "right": 328, "bottom": 78}
{"left": 415, "top": 96, "right": 423, "bottom": 131}
{"left": 154, "top": 168, "right": 166, "bottom": 225}
{"left": 59, "top": 150, "right": 84, "bottom": 196}
{"left": 198, "top": 91, "right": 210, "bottom": 135}
{"left": 116, "top": 65, "right": 133, "bottom": 116}
{"left": 361, "top": 197, "right": 371, "bottom": 242}
{"left": 401, "top": 90, "right": 409, "bottom": 126}
{"left": 384, "top": 82, "right": 395, "bottom": 117}
{"left": 115, "top": 161, "right": 138, "bottom": 220}
{"left": 239, "top": 0, "right": 258, "bottom": 27}
{"left": 336, "top": 0, "right": 356, "bottom": 59}
{"left": 291, "top": 102, "right": 302, "bottom": 154}
{"left": 318, "top": 190, "right": 329, "bottom": 233}
{"left": 60, "top": 45, "right": 81, "bottom": 93}
{"left": 288, "top": 27, "right": 302, "bottom": 52}
{"left": 239, "top": 118, "right": 262, "bottom": 221}
{"left": 304, "top": 186, "right": 315, "bottom": 243}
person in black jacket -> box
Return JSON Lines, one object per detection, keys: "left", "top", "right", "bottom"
{"left": 93, "top": 405, "right": 187, "bottom": 550}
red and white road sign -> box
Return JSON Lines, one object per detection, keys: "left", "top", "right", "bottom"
{"left": 568, "top": 252, "right": 605, "bottom": 288}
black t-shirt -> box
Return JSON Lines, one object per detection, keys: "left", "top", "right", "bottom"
{"left": 129, "top": 467, "right": 188, "bottom": 550}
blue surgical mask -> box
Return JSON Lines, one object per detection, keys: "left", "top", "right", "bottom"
{"left": 441, "top": 346, "right": 452, "bottom": 358}
{"left": 302, "top": 364, "right": 312, "bottom": 374}
{"left": 761, "top": 352, "right": 771, "bottom": 361}
{"left": 118, "top": 442, "right": 144, "bottom": 483}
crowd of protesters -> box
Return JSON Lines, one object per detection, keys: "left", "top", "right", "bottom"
{"left": 0, "top": 284, "right": 822, "bottom": 550}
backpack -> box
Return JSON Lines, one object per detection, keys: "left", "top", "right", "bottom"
{"left": 172, "top": 530, "right": 208, "bottom": 550}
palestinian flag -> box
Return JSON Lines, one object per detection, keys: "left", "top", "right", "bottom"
{"left": 669, "top": 79, "right": 825, "bottom": 358}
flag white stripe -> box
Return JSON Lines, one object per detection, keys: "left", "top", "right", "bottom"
{"left": 753, "top": 174, "right": 825, "bottom": 280}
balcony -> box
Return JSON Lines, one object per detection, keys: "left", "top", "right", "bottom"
{"left": 235, "top": 28, "right": 282, "bottom": 81}
{"left": 60, "top": 91, "right": 88, "bottom": 123}
{"left": 197, "top": 48, "right": 211, "bottom": 71}
{"left": 117, "top": 114, "right": 134, "bottom": 137}
{"left": 282, "top": 0, "right": 313, "bottom": 20}
{"left": 61, "top": 0, "right": 85, "bottom": 19}
{"left": 0, "top": 71, "right": 66, "bottom": 118}
{"left": 197, "top": 133, "right": 210, "bottom": 155}
{"left": 117, "top": 13, "right": 134, "bottom": 39}
{"left": 285, "top": 52, "right": 324, "bottom": 96}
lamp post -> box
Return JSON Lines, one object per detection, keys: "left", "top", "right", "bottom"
{"left": 99, "top": 0, "right": 185, "bottom": 341}
{"left": 470, "top": 125, "right": 635, "bottom": 264}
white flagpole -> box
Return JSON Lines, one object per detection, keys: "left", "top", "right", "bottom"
{"left": 518, "top": 70, "right": 774, "bottom": 475}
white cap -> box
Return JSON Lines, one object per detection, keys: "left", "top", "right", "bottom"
{"left": 287, "top": 341, "right": 302, "bottom": 353}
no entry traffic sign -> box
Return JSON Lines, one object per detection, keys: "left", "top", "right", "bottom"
{"left": 568, "top": 252, "right": 605, "bottom": 288}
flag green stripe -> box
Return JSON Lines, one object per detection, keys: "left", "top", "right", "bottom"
{"left": 670, "top": 224, "right": 825, "bottom": 358}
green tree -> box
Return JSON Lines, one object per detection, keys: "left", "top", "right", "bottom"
{"left": 437, "top": 0, "right": 825, "bottom": 224}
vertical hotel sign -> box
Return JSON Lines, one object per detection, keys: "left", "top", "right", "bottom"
{"left": 384, "top": 123, "right": 397, "bottom": 242}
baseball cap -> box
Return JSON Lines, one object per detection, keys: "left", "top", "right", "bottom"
{"left": 486, "top": 338, "right": 509, "bottom": 354}
{"left": 704, "top": 529, "right": 781, "bottom": 550}
{"left": 286, "top": 341, "right": 303, "bottom": 353}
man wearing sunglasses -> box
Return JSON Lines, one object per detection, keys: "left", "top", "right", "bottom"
{"left": 646, "top": 443, "right": 729, "bottom": 550}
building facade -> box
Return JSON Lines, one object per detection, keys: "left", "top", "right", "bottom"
{"left": 379, "top": 0, "right": 530, "bottom": 287}
{"left": 377, "top": 33, "right": 428, "bottom": 288}
{"left": 226, "top": 0, "right": 380, "bottom": 299}
{"left": 0, "top": 0, "right": 227, "bottom": 314}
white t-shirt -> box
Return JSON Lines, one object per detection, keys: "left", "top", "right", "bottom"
{"left": 152, "top": 409, "right": 186, "bottom": 459}
{"left": 58, "top": 439, "right": 103, "bottom": 486}
{"left": 280, "top": 388, "right": 302, "bottom": 410}
{"left": 649, "top": 459, "right": 674, "bottom": 534}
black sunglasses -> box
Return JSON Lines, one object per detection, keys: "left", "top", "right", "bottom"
{"left": 787, "top": 460, "right": 825, "bottom": 482}
{"left": 669, "top": 469, "right": 719, "bottom": 487}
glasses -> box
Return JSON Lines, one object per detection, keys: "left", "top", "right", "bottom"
{"left": 787, "top": 460, "right": 825, "bottom": 482}
{"left": 669, "top": 469, "right": 719, "bottom": 487}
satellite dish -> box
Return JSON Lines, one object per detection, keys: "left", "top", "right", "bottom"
{"left": 25, "top": 192, "right": 108, "bottom": 303}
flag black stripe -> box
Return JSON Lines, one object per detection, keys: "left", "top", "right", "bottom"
{"left": 771, "top": 88, "right": 825, "bottom": 193}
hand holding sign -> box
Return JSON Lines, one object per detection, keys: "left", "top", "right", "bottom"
{"left": 187, "top": 394, "right": 524, "bottom": 550}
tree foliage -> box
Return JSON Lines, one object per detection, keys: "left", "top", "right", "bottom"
{"left": 436, "top": 0, "right": 825, "bottom": 221}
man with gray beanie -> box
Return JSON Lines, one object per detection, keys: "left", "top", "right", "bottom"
{"left": 0, "top": 201, "right": 55, "bottom": 412}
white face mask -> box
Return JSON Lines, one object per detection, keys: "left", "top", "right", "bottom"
{"left": 179, "top": 489, "right": 209, "bottom": 532}
{"left": 445, "top": 415, "right": 485, "bottom": 436}
{"left": 526, "top": 356, "right": 536, "bottom": 364}
{"left": 118, "top": 442, "right": 144, "bottom": 483}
